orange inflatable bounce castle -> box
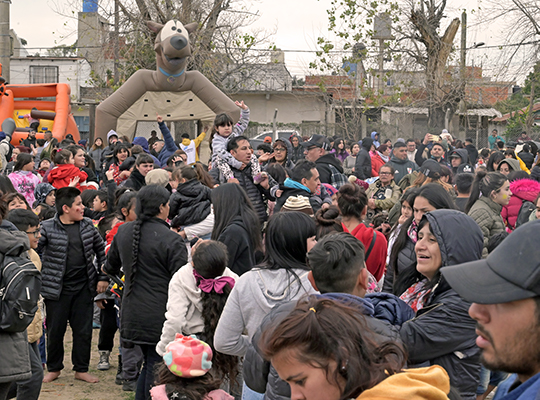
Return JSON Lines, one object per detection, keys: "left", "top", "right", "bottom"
{"left": 0, "top": 68, "right": 80, "bottom": 145}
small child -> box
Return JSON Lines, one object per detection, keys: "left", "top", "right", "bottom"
{"left": 84, "top": 189, "right": 111, "bottom": 220}
{"left": 151, "top": 334, "right": 234, "bottom": 400}
{"left": 210, "top": 101, "right": 260, "bottom": 181}
{"left": 168, "top": 165, "right": 212, "bottom": 226}
{"left": 156, "top": 240, "right": 239, "bottom": 386}
{"left": 47, "top": 149, "right": 91, "bottom": 191}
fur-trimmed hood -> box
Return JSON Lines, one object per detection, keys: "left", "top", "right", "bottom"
{"left": 509, "top": 178, "right": 540, "bottom": 202}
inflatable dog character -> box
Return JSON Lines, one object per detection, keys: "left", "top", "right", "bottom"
{"left": 95, "top": 19, "right": 240, "bottom": 140}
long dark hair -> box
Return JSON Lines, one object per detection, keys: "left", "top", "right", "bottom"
{"left": 192, "top": 241, "right": 239, "bottom": 385}
{"left": 155, "top": 363, "right": 221, "bottom": 400}
{"left": 465, "top": 171, "right": 508, "bottom": 213}
{"left": 13, "top": 153, "right": 33, "bottom": 172}
{"left": 337, "top": 183, "right": 368, "bottom": 219}
{"left": 172, "top": 163, "right": 214, "bottom": 189}
{"left": 211, "top": 183, "right": 261, "bottom": 252}
{"left": 259, "top": 297, "right": 406, "bottom": 399}
{"left": 487, "top": 151, "right": 504, "bottom": 172}
{"left": 127, "top": 185, "right": 170, "bottom": 296}
{"left": 260, "top": 211, "right": 316, "bottom": 271}
{"left": 116, "top": 191, "right": 137, "bottom": 221}
{"left": 0, "top": 175, "right": 16, "bottom": 195}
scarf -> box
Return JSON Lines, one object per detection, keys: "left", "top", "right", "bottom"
{"left": 407, "top": 220, "right": 418, "bottom": 243}
{"left": 399, "top": 279, "right": 433, "bottom": 312}
{"left": 283, "top": 178, "right": 310, "bottom": 193}
{"left": 193, "top": 269, "right": 235, "bottom": 294}
{"left": 378, "top": 151, "right": 389, "bottom": 162}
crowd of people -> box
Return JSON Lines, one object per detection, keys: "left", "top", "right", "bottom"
{"left": 0, "top": 107, "right": 539, "bottom": 400}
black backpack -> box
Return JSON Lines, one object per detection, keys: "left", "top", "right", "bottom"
{"left": 515, "top": 200, "right": 536, "bottom": 229}
{"left": 0, "top": 251, "right": 42, "bottom": 333}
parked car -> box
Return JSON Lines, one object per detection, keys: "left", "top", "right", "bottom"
{"left": 250, "top": 130, "right": 299, "bottom": 150}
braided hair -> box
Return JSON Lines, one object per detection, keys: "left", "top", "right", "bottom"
{"left": 127, "top": 185, "right": 170, "bottom": 296}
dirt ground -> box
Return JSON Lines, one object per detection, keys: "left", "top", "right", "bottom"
{"left": 39, "top": 326, "right": 134, "bottom": 400}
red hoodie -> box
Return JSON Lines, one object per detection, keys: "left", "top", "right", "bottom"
{"left": 342, "top": 222, "right": 388, "bottom": 281}
{"left": 501, "top": 178, "right": 540, "bottom": 230}
{"left": 48, "top": 163, "right": 89, "bottom": 191}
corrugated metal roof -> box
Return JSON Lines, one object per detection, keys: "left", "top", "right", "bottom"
{"left": 384, "top": 106, "right": 502, "bottom": 118}
{"left": 458, "top": 108, "right": 502, "bottom": 118}
{"left": 384, "top": 107, "right": 428, "bottom": 115}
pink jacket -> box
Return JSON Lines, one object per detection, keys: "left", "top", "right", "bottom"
{"left": 501, "top": 178, "right": 540, "bottom": 230}
{"left": 8, "top": 171, "right": 42, "bottom": 206}
{"left": 150, "top": 386, "right": 234, "bottom": 400}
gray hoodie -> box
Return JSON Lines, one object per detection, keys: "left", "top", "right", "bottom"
{"left": 214, "top": 268, "right": 317, "bottom": 356}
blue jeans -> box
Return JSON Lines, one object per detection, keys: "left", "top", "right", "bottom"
{"left": 242, "top": 381, "right": 265, "bottom": 400}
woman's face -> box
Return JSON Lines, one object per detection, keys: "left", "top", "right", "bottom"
{"left": 292, "top": 137, "right": 300, "bottom": 147}
{"left": 274, "top": 145, "right": 287, "bottom": 162}
{"left": 492, "top": 180, "right": 511, "bottom": 206}
{"left": 351, "top": 144, "right": 360, "bottom": 155}
{"left": 74, "top": 149, "right": 86, "bottom": 168}
{"left": 122, "top": 203, "right": 137, "bottom": 222}
{"left": 9, "top": 198, "right": 27, "bottom": 211}
{"left": 498, "top": 163, "right": 510, "bottom": 176}
{"left": 337, "top": 140, "right": 344, "bottom": 150}
{"left": 117, "top": 148, "right": 129, "bottom": 162}
{"left": 401, "top": 200, "right": 413, "bottom": 220}
{"left": 383, "top": 147, "right": 391, "bottom": 157}
{"left": 22, "top": 160, "right": 35, "bottom": 171}
{"left": 272, "top": 349, "right": 343, "bottom": 400}
{"left": 95, "top": 138, "right": 103, "bottom": 147}
{"left": 413, "top": 196, "right": 436, "bottom": 224}
{"left": 415, "top": 223, "right": 442, "bottom": 280}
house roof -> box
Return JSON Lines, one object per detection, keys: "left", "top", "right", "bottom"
{"left": 383, "top": 106, "right": 502, "bottom": 118}
{"left": 458, "top": 108, "right": 502, "bottom": 118}
{"left": 492, "top": 103, "right": 540, "bottom": 122}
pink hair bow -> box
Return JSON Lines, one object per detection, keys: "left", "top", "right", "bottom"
{"left": 193, "top": 269, "right": 235, "bottom": 294}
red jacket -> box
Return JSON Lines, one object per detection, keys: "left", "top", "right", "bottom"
{"left": 370, "top": 151, "right": 386, "bottom": 177}
{"left": 501, "top": 178, "right": 540, "bottom": 230}
{"left": 48, "top": 163, "right": 89, "bottom": 191}
{"left": 342, "top": 222, "right": 387, "bottom": 281}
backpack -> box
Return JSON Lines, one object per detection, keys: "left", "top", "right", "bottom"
{"left": 0, "top": 138, "right": 14, "bottom": 169}
{"left": 0, "top": 252, "right": 42, "bottom": 333}
{"left": 515, "top": 200, "right": 536, "bottom": 229}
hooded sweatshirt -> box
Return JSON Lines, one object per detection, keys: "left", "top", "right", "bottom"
{"left": 497, "top": 158, "right": 521, "bottom": 174}
{"left": 355, "top": 138, "right": 373, "bottom": 180}
{"left": 501, "top": 178, "right": 540, "bottom": 230}
{"left": 449, "top": 148, "right": 470, "bottom": 175}
{"left": 8, "top": 170, "right": 42, "bottom": 205}
{"left": 387, "top": 155, "right": 419, "bottom": 184}
{"left": 132, "top": 137, "right": 162, "bottom": 166}
{"left": 214, "top": 267, "right": 317, "bottom": 356}
{"left": 155, "top": 263, "right": 238, "bottom": 356}
{"left": 400, "top": 210, "right": 482, "bottom": 400}
{"left": 356, "top": 366, "right": 451, "bottom": 400}
{"left": 371, "top": 131, "right": 381, "bottom": 148}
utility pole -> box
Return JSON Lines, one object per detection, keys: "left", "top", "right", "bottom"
{"left": 460, "top": 11, "right": 466, "bottom": 82}
{"left": 113, "top": 0, "right": 119, "bottom": 84}
{"left": 0, "top": 0, "right": 10, "bottom": 82}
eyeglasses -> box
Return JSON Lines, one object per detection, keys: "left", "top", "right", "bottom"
{"left": 26, "top": 229, "right": 41, "bottom": 238}
{"left": 274, "top": 148, "right": 286, "bottom": 153}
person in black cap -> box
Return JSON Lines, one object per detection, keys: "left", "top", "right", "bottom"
{"left": 302, "top": 134, "right": 346, "bottom": 187}
{"left": 442, "top": 220, "right": 540, "bottom": 400}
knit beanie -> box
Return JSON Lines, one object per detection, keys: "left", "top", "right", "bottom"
{"left": 282, "top": 195, "right": 314, "bottom": 216}
{"left": 163, "top": 334, "right": 213, "bottom": 378}
{"left": 145, "top": 169, "right": 170, "bottom": 187}
{"left": 321, "top": 183, "right": 338, "bottom": 197}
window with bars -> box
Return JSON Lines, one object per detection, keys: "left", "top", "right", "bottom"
{"left": 29, "top": 66, "right": 58, "bottom": 84}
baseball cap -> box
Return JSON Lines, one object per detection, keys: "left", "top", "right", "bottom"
{"left": 301, "top": 134, "right": 331, "bottom": 151}
{"left": 264, "top": 136, "right": 272, "bottom": 143}
{"left": 442, "top": 219, "right": 540, "bottom": 304}
{"left": 419, "top": 159, "right": 442, "bottom": 178}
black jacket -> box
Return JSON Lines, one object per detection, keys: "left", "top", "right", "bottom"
{"left": 465, "top": 144, "right": 478, "bottom": 166}
{"left": 37, "top": 216, "right": 107, "bottom": 300}
{"left": 383, "top": 233, "right": 416, "bottom": 294}
{"left": 449, "top": 148, "right": 470, "bottom": 175}
{"left": 518, "top": 151, "right": 535, "bottom": 170}
{"left": 354, "top": 148, "right": 372, "bottom": 180}
{"left": 290, "top": 144, "right": 305, "bottom": 164}
{"left": 315, "top": 153, "right": 344, "bottom": 184}
{"left": 244, "top": 293, "right": 405, "bottom": 400}
{"left": 388, "top": 155, "right": 418, "bottom": 183}
{"left": 531, "top": 165, "right": 540, "bottom": 182}
{"left": 123, "top": 168, "right": 146, "bottom": 191}
{"left": 168, "top": 179, "right": 212, "bottom": 226}
{"left": 399, "top": 210, "right": 482, "bottom": 400}
{"left": 104, "top": 218, "right": 188, "bottom": 345}
{"left": 217, "top": 217, "right": 255, "bottom": 276}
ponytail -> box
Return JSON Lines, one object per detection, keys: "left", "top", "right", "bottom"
{"left": 465, "top": 171, "right": 508, "bottom": 213}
